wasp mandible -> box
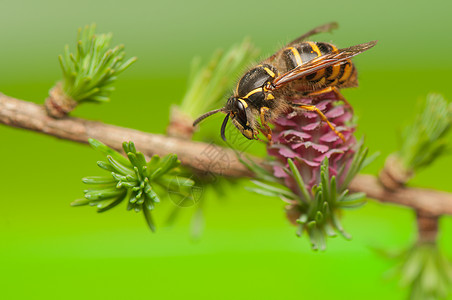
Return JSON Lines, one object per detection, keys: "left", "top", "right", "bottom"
{"left": 193, "top": 23, "right": 377, "bottom": 142}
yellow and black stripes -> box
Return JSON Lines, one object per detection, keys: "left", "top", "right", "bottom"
{"left": 325, "top": 44, "right": 340, "bottom": 83}
{"left": 242, "top": 87, "right": 261, "bottom": 99}
{"left": 282, "top": 42, "right": 330, "bottom": 70}
{"left": 287, "top": 47, "right": 302, "bottom": 66}
{"left": 235, "top": 64, "right": 279, "bottom": 107}
{"left": 337, "top": 61, "right": 354, "bottom": 84}
{"left": 263, "top": 66, "right": 277, "bottom": 78}
{"left": 282, "top": 41, "right": 355, "bottom": 86}
{"left": 237, "top": 98, "right": 248, "bottom": 108}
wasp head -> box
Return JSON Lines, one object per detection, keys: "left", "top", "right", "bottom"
{"left": 192, "top": 97, "right": 256, "bottom": 142}
{"left": 222, "top": 96, "right": 255, "bottom": 141}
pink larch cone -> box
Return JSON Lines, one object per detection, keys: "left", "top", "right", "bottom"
{"left": 267, "top": 91, "right": 356, "bottom": 199}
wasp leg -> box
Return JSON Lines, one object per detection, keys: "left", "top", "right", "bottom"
{"left": 292, "top": 104, "right": 346, "bottom": 142}
{"left": 260, "top": 107, "right": 273, "bottom": 143}
{"left": 305, "top": 86, "right": 353, "bottom": 111}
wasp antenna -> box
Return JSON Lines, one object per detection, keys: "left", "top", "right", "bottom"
{"left": 220, "top": 113, "right": 230, "bottom": 141}
{"left": 193, "top": 108, "right": 224, "bottom": 127}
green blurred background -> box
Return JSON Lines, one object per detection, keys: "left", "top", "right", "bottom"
{"left": 1, "top": 0, "right": 451, "bottom": 299}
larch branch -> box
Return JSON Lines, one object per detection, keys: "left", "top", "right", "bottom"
{"left": 1, "top": 92, "right": 452, "bottom": 216}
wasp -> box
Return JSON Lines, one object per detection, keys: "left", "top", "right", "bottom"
{"left": 193, "top": 23, "right": 377, "bottom": 142}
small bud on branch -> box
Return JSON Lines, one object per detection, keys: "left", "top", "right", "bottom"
{"left": 45, "top": 24, "right": 137, "bottom": 118}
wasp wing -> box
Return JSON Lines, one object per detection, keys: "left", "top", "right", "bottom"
{"left": 268, "top": 40, "right": 377, "bottom": 91}
{"left": 286, "top": 22, "right": 339, "bottom": 47}
{"left": 266, "top": 22, "right": 339, "bottom": 63}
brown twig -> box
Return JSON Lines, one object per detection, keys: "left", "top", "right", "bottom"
{"left": 0, "top": 93, "right": 254, "bottom": 178}
{"left": 166, "top": 105, "right": 196, "bottom": 139}
{"left": 348, "top": 175, "right": 452, "bottom": 216}
{"left": 44, "top": 82, "right": 78, "bottom": 118}
{"left": 377, "top": 155, "right": 441, "bottom": 242}
{"left": 415, "top": 211, "right": 438, "bottom": 243}
{"left": 1, "top": 92, "right": 452, "bottom": 216}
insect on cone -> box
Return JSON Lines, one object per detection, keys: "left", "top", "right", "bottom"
{"left": 267, "top": 91, "right": 356, "bottom": 207}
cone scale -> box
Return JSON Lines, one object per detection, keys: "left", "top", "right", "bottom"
{"left": 267, "top": 91, "right": 356, "bottom": 197}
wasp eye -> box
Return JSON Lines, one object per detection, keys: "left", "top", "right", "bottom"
{"left": 235, "top": 100, "right": 247, "bottom": 125}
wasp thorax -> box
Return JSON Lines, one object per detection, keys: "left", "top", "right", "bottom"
{"left": 235, "top": 64, "right": 279, "bottom": 108}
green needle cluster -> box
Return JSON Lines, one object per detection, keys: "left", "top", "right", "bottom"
{"left": 399, "top": 93, "right": 452, "bottom": 171}
{"left": 72, "top": 139, "right": 196, "bottom": 231}
{"left": 387, "top": 242, "right": 452, "bottom": 299}
{"left": 290, "top": 158, "right": 366, "bottom": 250}
{"left": 243, "top": 141, "right": 372, "bottom": 251}
{"left": 179, "top": 38, "right": 259, "bottom": 119}
{"left": 59, "top": 24, "right": 137, "bottom": 103}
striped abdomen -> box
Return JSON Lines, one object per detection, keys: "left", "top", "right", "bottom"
{"left": 280, "top": 41, "right": 357, "bottom": 89}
